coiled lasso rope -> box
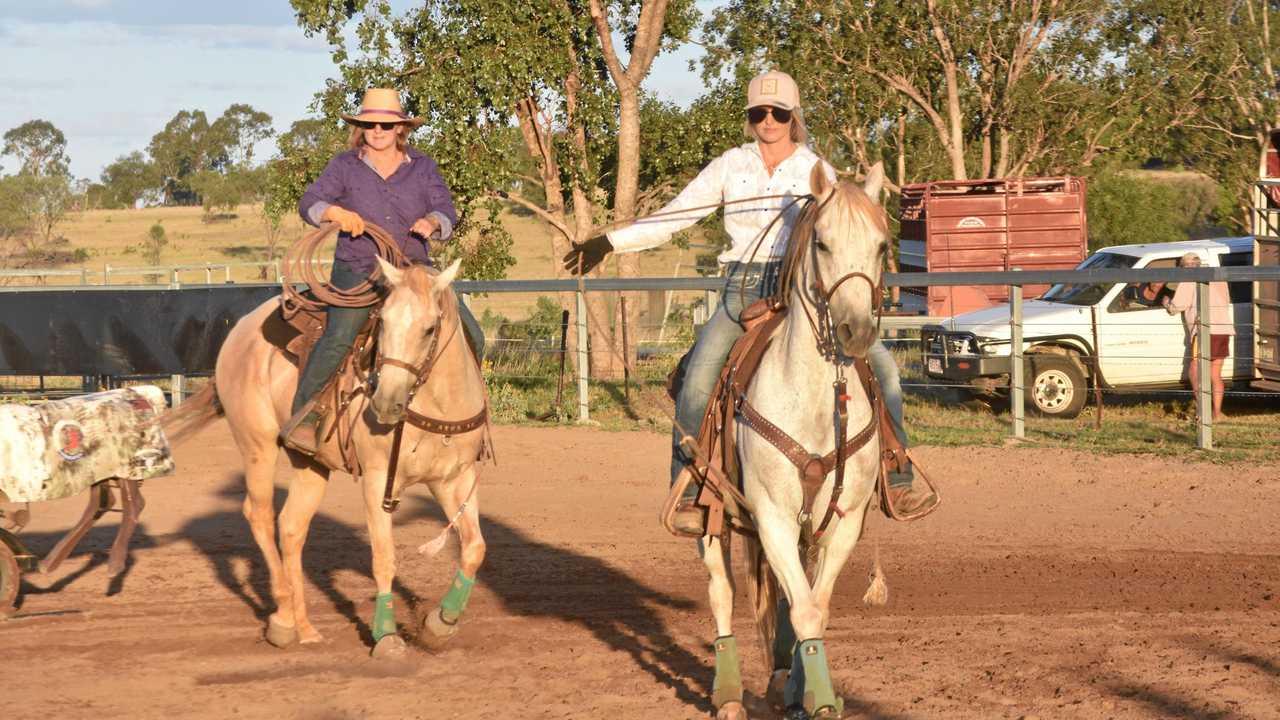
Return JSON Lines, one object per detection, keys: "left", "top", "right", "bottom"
{"left": 280, "top": 221, "right": 408, "bottom": 311}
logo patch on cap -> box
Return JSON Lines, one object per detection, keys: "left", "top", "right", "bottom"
{"left": 761, "top": 78, "right": 778, "bottom": 95}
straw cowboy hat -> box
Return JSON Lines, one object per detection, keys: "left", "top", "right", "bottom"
{"left": 341, "top": 88, "right": 424, "bottom": 127}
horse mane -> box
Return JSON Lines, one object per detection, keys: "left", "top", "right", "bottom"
{"left": 772, "top": 180, "right": 888, "bottom": 309}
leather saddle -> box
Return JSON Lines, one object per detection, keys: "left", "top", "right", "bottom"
{"left": 262, "top": 300, "right": 379, "bottom": 475}
{"left": 661, "top": 298, "right": 937, "bottom": 539}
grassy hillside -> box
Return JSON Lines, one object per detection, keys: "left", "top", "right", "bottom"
{"left": 31, "top": 202, "right": 710, "bottom": 321}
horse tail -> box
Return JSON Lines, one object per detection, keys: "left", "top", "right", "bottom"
{"left": 862, "top": 540, "right": 889, "bottom": 606}
{"left": 160, "top": 382, "right": 223, "bottom": 445}
{"left": 744, "top": 532, "right": 780, "bottom": 674}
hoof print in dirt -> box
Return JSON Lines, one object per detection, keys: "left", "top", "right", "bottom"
{"left": 371, "top": 634, "right": 408, "bottom": 660}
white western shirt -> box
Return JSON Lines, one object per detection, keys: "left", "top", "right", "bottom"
{"left": 607, "top": 142, "right": 835, "bottom": 265}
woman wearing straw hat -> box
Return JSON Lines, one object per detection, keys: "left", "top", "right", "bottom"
{"left": 281, "top": 88, "right": 480, "bottom": 452}
{"left": 562, "top": 70, "right": 936, "bottom": 533}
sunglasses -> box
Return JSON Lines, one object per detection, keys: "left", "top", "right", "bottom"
{"left": 354, "top": 120, "right": 401, "bottom": 131}
{"left": 747, "top": 106, "right": 792, "bottom": 124}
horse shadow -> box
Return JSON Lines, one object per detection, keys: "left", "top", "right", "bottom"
{"left": 175, "top": 475, "right": 388, "bottom": 645}
{"left": 425, "top": 511, "right": 714, "bottom": 712}
{"left": 12, "top": 523, "right": 156, "bottom": 609}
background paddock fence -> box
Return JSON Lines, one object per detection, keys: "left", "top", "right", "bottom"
{"left": 1, "top": 266, "right": 1277, "bottom": 450}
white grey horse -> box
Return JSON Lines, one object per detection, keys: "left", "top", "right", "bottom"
{"left": 704, "top": 162, "right": 889, "bottom": 720}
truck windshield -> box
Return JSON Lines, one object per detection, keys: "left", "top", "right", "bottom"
{"left": 1040, "top": 252, "right": 1138, "bottom": 306}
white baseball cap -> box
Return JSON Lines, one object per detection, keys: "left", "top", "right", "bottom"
{"left": 746, "top": 70, "right": 800, "bottom": 110}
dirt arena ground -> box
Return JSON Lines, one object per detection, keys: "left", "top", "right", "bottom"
{"left": 4, "top": 423, "right": 1278, "bottom": 720}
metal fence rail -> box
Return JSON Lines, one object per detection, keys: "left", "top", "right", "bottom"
{"left": 2, "top": 265, "right": 1277, "bottom": 449}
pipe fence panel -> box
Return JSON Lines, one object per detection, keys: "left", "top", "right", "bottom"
{"left": 1, "top": 266, "right": 1277, "bottom": 450}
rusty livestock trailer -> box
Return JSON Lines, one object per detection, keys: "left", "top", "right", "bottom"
{"left": 898, "top": 176, "right": 1089, "bottom": 317}
{"left": 1251, "top": 137, "right": 1280, "bottom": 391}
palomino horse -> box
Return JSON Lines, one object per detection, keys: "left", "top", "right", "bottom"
{"left": 704, "top": 163, "right": 889, "bottom": 719}
{"left": 210, "top": 256, "right": 487, "bottom": 658}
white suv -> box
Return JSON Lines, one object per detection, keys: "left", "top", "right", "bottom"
{"left": 921, "top": 237, "right": 1255, "bottom": 417}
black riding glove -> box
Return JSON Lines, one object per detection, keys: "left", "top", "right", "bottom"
{"left": 562, "top": 235, "right": 613, "bottom": 275}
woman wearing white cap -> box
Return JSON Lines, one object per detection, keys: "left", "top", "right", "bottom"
{"left": 563, "top": 70, "right": 935, "bottom": 531}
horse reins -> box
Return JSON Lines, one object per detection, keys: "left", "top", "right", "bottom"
{"left": 735, "top": 191, "right": 889, "bottom": 539}
{"left": 575, "top": 183, "right": 890, "bottom": 539}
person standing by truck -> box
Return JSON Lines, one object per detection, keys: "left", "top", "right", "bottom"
{"left": 1163, "top": 252, "right": 1234, "bottom": 421}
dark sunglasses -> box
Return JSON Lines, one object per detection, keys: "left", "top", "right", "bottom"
{"left": 747, "top": 106, "right": 792, "bottom": 124}
{"left": 354, "top": 120, "right": 401, "bottom": 131}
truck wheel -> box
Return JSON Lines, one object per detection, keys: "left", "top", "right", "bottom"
{"left": 0, "top": 541, "right": 18, "bottom": 619}
{"left": 1026, "top": 355, "right": 1087, "bottom": 419}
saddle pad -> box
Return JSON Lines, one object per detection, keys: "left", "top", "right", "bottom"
{"left": 0, "top": 386, "right": 175, "bottom": 503}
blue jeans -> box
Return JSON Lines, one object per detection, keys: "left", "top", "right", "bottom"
{"left": 669, "top": 263, "right": 912, "bottom": 490}
{"left": 867, "top": 339, "right": 913, "bottom": 486}
{"left": 671, "top": 262, "right": 781, "bottom": 485}
{"left": 291, "top": 260, "right": 486, "bottom": 414}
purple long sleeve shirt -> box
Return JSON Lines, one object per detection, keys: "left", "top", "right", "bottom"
{"left": 299, "top": 147, "right": 459, "bottom": 275}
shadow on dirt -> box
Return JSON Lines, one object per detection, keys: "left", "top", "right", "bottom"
{"left": 396, "top": 493, "right": 715, "bottom": 712}
{"left": 1105, "top": 681, "right": 1234, "bottom": 719}
{"left": 171, "top": 475, "right": 713, "bottom": 710}
{"left": 174, "top": 476, "right": 388, "bottom": 644}
{"left": 15, "top": 524, "right": 156, "bottom": 608}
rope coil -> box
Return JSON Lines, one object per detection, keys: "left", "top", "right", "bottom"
{"left": 281, "top": 221, "right": 409, "bottom": 312}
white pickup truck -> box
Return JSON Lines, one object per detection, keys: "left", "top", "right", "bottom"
{"left": 921, "top": 237, "right": 1255, "bottom": 418}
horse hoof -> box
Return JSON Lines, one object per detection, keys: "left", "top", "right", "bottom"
{"left": 419, "top": 608, "right": 458, "bottom": 651}
{"left": 765, "top": 670, "right": 789, "bottom": 710}
{"left": 265, "top": 617, "right": 298, "bottom": 648}
{"left": 371, "top": 634, "right": 407, "bottom": 660}
{"left": 716, "top": 701, "right": 747, "bottom": 720}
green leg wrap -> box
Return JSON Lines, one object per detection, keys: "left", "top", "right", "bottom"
{"left": 711, "top": 635, "right": 743, "bottom": 708}
{"left": 797, "top": 639, "right": 841, "bottom": 715}
{"left": 439, "top": 570, "right": 475, "bottom": 623}
{"left": 372, "top": 592, "right": 397, "bottom": 642}
{"left": 773, "top": 597, "right": 798, "bottom": 672}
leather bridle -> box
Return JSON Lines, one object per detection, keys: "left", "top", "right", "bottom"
{"left": 734, "top": 188, "right": 889, "bottom": 539}
{"left": 370, "top": 289, "right": 488, "bottom": 513}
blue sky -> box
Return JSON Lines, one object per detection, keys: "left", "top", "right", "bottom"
{"left": 0, "top": 0, "right": 714, "bottom": 180}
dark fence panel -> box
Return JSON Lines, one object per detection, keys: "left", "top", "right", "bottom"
{"left": 0, "top": 285, "right": 280, "bottom": 375}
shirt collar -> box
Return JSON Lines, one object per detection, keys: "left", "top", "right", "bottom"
{"left": 357, "top": 148, "right": 413, "bottom": 171}
{"left": 745, "top": 141, "right": 812, "bottom": 169}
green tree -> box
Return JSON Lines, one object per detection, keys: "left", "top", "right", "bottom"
{"left": 1, "top": 119, "right": 75, "bottom": 256}
{"left": 1118, "top": 0, "right": 1280, "bottom": 226}
{"left": 263, "top": 117, "right": 346, "bottom": 221}
{"left": 2, "top": 119, "right": 69, "bottom": 177}
{"left": 208, "top": 103, "right": 274, "bottom": 167}
{"left": 147, "top": 110, "right": 214, "bottom": 205}
{"left": 701, "top": 0, "right": 1155, "bottom": 186}
{"left": 142, "top": 221, "right": 168, "bottom": 265}
{"left": 290, "top": 0, "right": 701, "bottom": 377}
{"left": 100, "top": 151, "right": 160, "bottom": 209}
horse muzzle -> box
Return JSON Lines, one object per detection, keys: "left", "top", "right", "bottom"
{"left": 836, "top": 321, "right": 877, "bottom": 358}
{"left": 370, "top": 391, "right": 408, "bottom": 427}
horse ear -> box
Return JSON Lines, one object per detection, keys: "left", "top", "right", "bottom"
{"left": 863, "top": 161, "right": 885, "bottom": 203}
{"left": 809, "top": 161, "right": 832, "bottom": 200}
{"left": 375, "top": 256, "right": 403, "bottom": 287}
{"left": 434, "top": 259, "right": 462, "bottom": 294}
